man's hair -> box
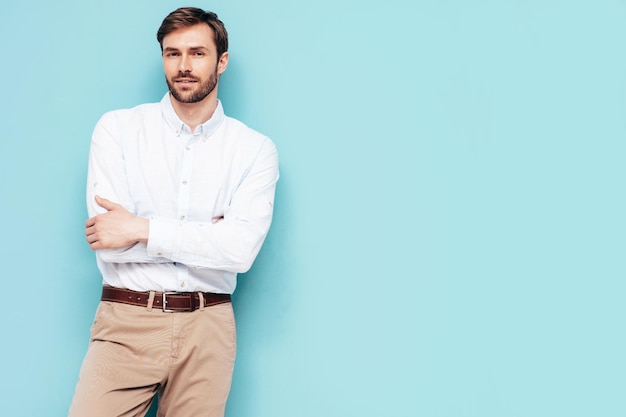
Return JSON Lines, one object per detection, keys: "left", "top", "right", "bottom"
{"left": 157, "top": 7, "right": 228, "bottom": 57}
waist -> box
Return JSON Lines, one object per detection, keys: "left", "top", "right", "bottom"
{"left": 98, "top": 262, "right": 237, "bottom": 294}
{"left": 101, "top": 286, "right": 231, "bottom": 312}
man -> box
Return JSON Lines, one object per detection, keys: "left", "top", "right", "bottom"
{"left": 68, "top": 7, "right": 279, "bottom": 417}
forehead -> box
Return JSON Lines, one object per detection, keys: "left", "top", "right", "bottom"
{"left": 162, "top": 23, "right": 216, "bottom": 50}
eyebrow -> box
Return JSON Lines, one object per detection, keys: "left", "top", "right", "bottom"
{"left": 163, "top": 46, "right": 210, "bottom": 52}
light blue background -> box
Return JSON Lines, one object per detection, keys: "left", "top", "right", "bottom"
{"left": 1, "top": 1, "right": 624, "bottom": 416}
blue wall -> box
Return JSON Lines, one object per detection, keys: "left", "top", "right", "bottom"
{"left": 1, "top": 1, "right": 625, "bottom": 416}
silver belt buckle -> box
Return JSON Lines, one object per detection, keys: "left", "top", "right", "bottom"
{"left": 162, "top": 292, "right": 188, "bottom": 312}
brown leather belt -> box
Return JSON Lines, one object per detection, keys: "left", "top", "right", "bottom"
{"left": 101, "top": 286, "right": 231, "bottom": 312}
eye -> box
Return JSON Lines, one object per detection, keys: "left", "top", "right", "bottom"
{"left": 194, "top": 51, "right": 205, "bottom": 57}
{"left": 165, "top": 52, "right": 179, "bottom": 57}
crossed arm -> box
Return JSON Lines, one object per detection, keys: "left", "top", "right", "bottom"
{"left": 85, "top": 195, "right": 224, "bottom": 250}
{"left": 85, "top": 113, "right": 278, "bottom": 272}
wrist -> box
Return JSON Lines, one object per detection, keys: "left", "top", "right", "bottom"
{"left": 136, "top": 217, "right": 150, "bottom": 243}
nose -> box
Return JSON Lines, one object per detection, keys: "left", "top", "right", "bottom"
{"left": 178, "top": 54, "right": 191, "bottom": 73}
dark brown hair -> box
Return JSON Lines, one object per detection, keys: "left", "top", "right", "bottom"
{"left": 156, "top": 7, "right": 228, "bottom": 57}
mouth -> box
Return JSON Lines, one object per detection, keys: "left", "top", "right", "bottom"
{"left": 174, "top": 78, "right": 198, "bottom": 84}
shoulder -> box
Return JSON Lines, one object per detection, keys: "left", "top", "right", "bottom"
{"left": 221, "top": 115, "right": 277, "bottom": 152}
{"left": 97, "top": 101, "right": 161, "bottom": 127}
{"left": 91, "top": 102, "right": 162, "bottom": 145}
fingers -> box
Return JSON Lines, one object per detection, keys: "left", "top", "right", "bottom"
{"left": 85, "top": 216, "right": 95, "bottom": 228}
{"left": 86, "top": 197, "right": 130, "bottom": 251}
{"left": 88, "top": 239, "right": 102, "bottom": 250}
{"left": 85, "top": 227, "right": 97, "bottom": 250}
{"left": 87, "top": 196, "right": 119, "bottom": 239}
{"left": 95, "top": 195, "right": 119, "bottom": 211}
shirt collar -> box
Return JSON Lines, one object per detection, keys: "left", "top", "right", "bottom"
{"left": 160, "top": 92, "right": 225, "bottom": 139}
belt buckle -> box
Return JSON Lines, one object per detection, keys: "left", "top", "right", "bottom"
{"left": 162, "top": 292, "right": 189, "bottom": 312}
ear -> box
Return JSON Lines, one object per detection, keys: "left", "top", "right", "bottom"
{"left": 217, "top": 52, "right": 229, "bottom": 75}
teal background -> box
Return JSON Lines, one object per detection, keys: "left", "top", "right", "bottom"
{"left": 1, "top": 1, "right": 624, "bottom": 416}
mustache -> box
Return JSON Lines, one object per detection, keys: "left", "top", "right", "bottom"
{"left": 173, "top": 72, "right": 199, "bottom": 81}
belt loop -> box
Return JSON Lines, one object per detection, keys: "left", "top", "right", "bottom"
{"left": 146, "top": 291, "right": 156, "bottom": 311}
{"left": 198, "top": 292, "right": 206, "bottom": 311}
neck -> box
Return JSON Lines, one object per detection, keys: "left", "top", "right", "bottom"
{"left": 169, "top": 90, "right": 219, "bottom": 132}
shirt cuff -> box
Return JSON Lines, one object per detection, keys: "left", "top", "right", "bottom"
{"left": 146, "top": 217, "right": 180, "bottom": 258}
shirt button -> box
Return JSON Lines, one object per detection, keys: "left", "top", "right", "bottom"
{"left": 180, "top": 282, "right": 186, "bottom": 288}
{"left": 180, "top": 215, "right": 186, "bottom": 220}
{"left": 181, "top": 180, "right": 188, "bottom": 185}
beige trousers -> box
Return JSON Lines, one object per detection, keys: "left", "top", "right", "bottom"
{"left": 68, "top": 298, "right": 236, "bottom": 417}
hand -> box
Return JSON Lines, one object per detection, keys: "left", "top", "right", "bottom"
{"left": 85, "top": 196, "right": 149, "bottom": 250}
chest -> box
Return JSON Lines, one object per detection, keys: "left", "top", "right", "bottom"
{"left": 121, "top": 124, "right": 249, "bottom": 219}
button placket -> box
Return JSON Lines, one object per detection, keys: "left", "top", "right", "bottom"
{"left": 175, "top": 136, "right": 194, "bottom": 289}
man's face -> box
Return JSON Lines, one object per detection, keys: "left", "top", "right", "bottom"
{"left": 162, "top": 23, "right": 228, "bottom": 104}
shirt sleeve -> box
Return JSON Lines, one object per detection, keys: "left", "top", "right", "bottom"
{"left": 146, "top": 138, "right": 279, "bottom": 273}
{"left": 86, "top": 112, "right": 169, "bottom": 264}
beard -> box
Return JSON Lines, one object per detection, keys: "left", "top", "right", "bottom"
{"left": 166, "top": 69, "right": 218, "bottom": 104}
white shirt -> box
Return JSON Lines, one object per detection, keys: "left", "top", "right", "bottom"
{"left": 86, "top": 93, "right": 279, "bottom": 294}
